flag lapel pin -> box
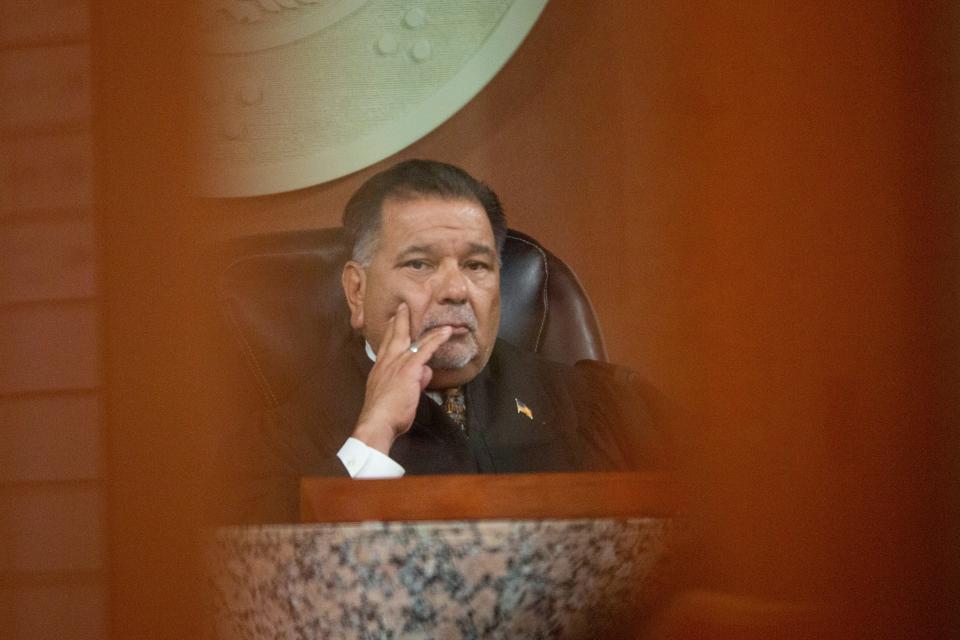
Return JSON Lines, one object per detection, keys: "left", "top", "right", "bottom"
{"left": 515, "top": 398, "right": 533, "bottom": 420}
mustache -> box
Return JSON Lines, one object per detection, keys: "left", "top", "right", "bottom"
{"left": 419, "top": 308, "right": 478, "bottom": 334}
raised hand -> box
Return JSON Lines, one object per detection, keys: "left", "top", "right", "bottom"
{"left": 350, "top": 303, "right": 452, "bottom": 454}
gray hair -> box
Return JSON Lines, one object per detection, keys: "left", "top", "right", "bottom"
{"left": 343, "top": 159, "right": 507, "bottom": 266}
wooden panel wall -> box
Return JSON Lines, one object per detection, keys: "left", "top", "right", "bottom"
{"left": 0, "top": 2, "right": 106, "bottom": 639}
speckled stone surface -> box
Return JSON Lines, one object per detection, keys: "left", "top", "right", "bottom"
{"left": 207, "top": 518, "right": 673, "bottom": 639}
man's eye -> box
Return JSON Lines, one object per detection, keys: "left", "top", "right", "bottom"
{"left": 405, "top": 259, "right": 429, "bottom": 270}
{"left": 465, "top": 261, "right": 491, "bottom": 272}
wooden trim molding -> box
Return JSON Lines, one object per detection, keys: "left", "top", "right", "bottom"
{"left": 301, "top": 471, "right": 678, "bottom": 523}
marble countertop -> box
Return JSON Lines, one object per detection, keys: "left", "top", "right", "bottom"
{"left": 207, "top": 517, "right": 674, "bottom": 639}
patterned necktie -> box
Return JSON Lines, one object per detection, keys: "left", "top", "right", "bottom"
{"left": 443, "top": 387, "right": 467, "bottom": 433}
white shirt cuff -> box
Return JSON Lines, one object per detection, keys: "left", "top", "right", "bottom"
{"left": 336, "top": 437, "right": 405, "bottom": 479}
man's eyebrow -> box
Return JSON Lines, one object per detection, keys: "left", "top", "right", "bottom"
{"left": 395, "top": 243, "right": 496, "bottom": 260}
{"left": 465, "top": 243, "right": 496, "bottom": 258}
{"left": 395, "top": 244, "right": 434, "bottom": 260}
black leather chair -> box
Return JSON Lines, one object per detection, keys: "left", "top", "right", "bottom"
{"left": 218, "top": 228, "right": 608, "bottom": 409}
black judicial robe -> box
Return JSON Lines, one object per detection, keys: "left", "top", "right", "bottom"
{"left": 226, "top": 338, "right": 663, "bottom": 523}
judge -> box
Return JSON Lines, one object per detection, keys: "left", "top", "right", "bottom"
{"left": 230, "top": 160, "right": 662, "bottom": 522}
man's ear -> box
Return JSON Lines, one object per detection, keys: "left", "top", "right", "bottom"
{"left": 341, "top": 261, "right": 366, "bottom": 331}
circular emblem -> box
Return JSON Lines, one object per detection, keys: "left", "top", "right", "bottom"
{"left": 194, "top": 0, "right": 549, "bottom": 196}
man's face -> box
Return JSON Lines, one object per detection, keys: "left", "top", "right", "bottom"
{"left": 342, "top": 195, "right": 501, "bottom": 388}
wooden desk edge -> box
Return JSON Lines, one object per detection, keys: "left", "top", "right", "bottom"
{"left": 300, "top": 471, "right": 678, "bottom": 523}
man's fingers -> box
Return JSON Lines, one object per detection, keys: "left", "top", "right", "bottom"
{"left": 377, "top": 302, "right": 409, "bottom": 359}
{"left": 379, "top": 306, "right": 454, "bottom": 365}
{"left": 392, "top": 302, "right": 410, "bottom": 347}
{"left": 408, "top": 325, "right": 453, "bottom": 362}
{"left": 418, "top": 365, "right": 434, "bottom": 391}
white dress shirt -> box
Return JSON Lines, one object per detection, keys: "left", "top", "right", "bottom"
{"left": 336, "top": 436, "right": 405, "bottom": 478}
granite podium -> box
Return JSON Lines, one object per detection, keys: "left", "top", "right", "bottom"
{"left": 207, "top": 472, "right": 677, "bottom": 639}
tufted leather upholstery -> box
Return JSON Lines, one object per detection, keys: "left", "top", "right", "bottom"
{"left": 218, "top": 228, "right": 607, "bottom": 408}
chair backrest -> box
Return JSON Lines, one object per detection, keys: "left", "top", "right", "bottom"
{"left": 218, "top": 228, "right": 607, "bottom": 408}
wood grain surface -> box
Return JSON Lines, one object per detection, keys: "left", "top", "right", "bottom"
{"left": 300, "top": 471, "right": 679, "bottom": 523}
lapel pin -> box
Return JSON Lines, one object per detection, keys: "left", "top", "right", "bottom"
{"left": 515, "top": 398, "right": 533, "bottom": 420}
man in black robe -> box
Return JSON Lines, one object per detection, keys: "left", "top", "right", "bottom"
{"left": 230, "top": 160, "right": 662, "bottom": 523}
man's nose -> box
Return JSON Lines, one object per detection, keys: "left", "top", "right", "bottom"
{"left": 434, "top": 261, "right": 468, "bottom": 304}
